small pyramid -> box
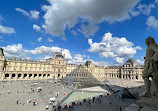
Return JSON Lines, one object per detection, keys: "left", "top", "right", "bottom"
{"left": 118, "top": 88, "right": 136, "bottom": 99}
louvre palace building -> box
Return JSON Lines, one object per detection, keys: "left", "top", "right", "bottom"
{"left": 0, "top": 48, "right": 144, "bottom": 84}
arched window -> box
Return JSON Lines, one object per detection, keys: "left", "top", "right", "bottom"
{"left": 12, "top": 74, "right": 16, "bottom": 78}
{"left": 24, "top": 74, "right": 27, "bottom": 78}
{"left": 18, "top": 74, "right": 21, "bottom": 78}
{"left": 29, "top": 74, "right": 32, "bottom": 78}
{"left": 39, "top": 74, "right": 41, "bottom": 77}
{"left": 34, "top": 74, "right": 37, "bottom": 78}
{"left": 5, "top": 74, "right": 9, "bottom": 78}
{"left": 136, "top": 75, "right": 138, "bottom": 79}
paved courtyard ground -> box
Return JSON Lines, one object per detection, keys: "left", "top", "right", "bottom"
{"left": 0, "top": 79, "right": 146, "bottom": 111}
{"left": 0, "top": 80, "right": 72, "bottom": 111}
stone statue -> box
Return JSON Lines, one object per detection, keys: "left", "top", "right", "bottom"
{"left": 140, "top": 37, "right": 158, "bottom": 97}
{"left": 0, "top": 48, "right": 4, "bottom": 56}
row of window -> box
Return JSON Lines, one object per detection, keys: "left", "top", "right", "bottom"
{"left": 7, "top": 63, "right": 52, "bottom": 68}
{"left": 122, "top": 75, "right": 139, "bottom": 79}
{"left": 67, "top": 69, "right": 105, "bottom": 73}
{"left": 4, "top": 73, "right": 50, "bottom": 79}
{"left": 7, "top": 60, "right": 66, "bottom": 66}
{"left": 66, "top": 74, "right": 88, "bottom": 77}
{"left": 6, "top": 67, "right": 66, "bottom": 72}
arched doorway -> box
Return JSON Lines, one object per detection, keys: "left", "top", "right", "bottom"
{"left": 12, "top": 74, "right": 16, "bottom": 78}
{"left": 29, "top": 74, "right": 32, "bottom": 78}
{"left": 5, "top": 73, "right": 9, "bottom": 79}
{"left": 39, "top": 74, "right": 41, "bottom": 78}
{"left": 34, "top": 74, "right": 37, "bottom": 78}
{"left": 58, "top": 74, "right": 60, "bottom": 78}
{"left": 18, "top": 74, "right": 21, "bottom": 78}
{"left": 24, "top": 74, "right": 27, "bottom": 78}
{"left": 136, "top": 75, "right": 138, "bottom": 80}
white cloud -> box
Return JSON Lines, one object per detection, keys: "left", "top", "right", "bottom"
{"left": 0, "top": 15, "right": 15, "bottom": 34}
{"left": 130, "top": 4, "right": 155, "bottom": 16}
{"left": 71, "top": 30, "right": 77, "bottom": 35}
{"left": 88, "top": 32, "right": 142, "bottom": 64}
{"left": 30, "top": 10, "right": 39, "bottom": 19}
{"left": 38, "top": 37, "right": 42, "bottom": 42}
{"left": 68, "top": 54, "right": 86, "bottom": 64}
{"left": 0, "top": 25, "right": 15, "bottom": 34}
{"left": 25, "top": 46, "right": 72, "bottom": 60}
{"left": 2, "top": 44, "right": 26, "bottom": 58}
{"left": 136, "top": 59, "right": 144, "bottom": 65}
{"left": 135, "top": 46, "right": 142, "bottom": 50}
{"left": 114, "top": 57, "right": 124, "bottom": 64}
{"left": 146, "top": 16, "right": 158, "bottom": 29}
{"left": 2, "top": 44, "right": 72, "bottom": 61}
{"left": 25, "top": 46, "right": 61, "bottom": 55}
{"left": 78, "top": 23, "right": 99, "bottom": 37}
{"left": 42, "top": 0, "right": 140, "bottom": 37}
{"left": 73, "top": 54, "right": 85, "bottom": 62}
{"left": 60, "top": 36, "right": 67, "bottom": 41}
{"left": 15, "top": 8, "right": 39, "bottom": 19}
{"left": 33, "top": 24, "right": 41, "bottom": 32}
{"left": 62, "top": 49, "right": 72, "bottom": 60}
{"left": 93, "top": 61, "right": 109, "bottom": 66}
{"left": 15, "top": 8, "right": 30, "bottom": 17}
{"left": 137, "top": 4, "right": 155, "bottom": 15}
{"left": 2, "top": 43, "right": 108, "bottom": 66}
{"left": 100, "top": 52, "right": 116, "bottom": 58}
{"left": 47, "top": 37, "right": 54, "bottom": 42}
{"left": 68, "top": 54, "right": 108, "bottom": 66}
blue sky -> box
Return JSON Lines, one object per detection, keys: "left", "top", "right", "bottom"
{"left": 0, "top": 0, "right": 158, "bottom": 66}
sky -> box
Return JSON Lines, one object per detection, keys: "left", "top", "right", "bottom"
{"left": 0, "top": 0, "right": 158, "bottom": 66}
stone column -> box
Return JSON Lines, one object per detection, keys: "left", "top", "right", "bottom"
{"left": 8, "top": 73, "right": 11, "bottom": 81}
{"left": 25, "top": 73, "right": 28, "bottom": 80}
{"left": 37, "top": 73, "right": 39, "bottom": 79}
{"left": 15, "top": 73, "right": 18, "bottom": 80}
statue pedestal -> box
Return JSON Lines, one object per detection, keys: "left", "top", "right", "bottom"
{"left": 137, "top": 96, "right": 158, "bottom": 111}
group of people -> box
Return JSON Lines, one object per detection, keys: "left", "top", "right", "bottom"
{"left": 55, "top": 94, "right": 105, "bottom": 111}
{"left": 16, "top": 99, "right": 39, "bottom": 106}
{"left": 16, "top": 100, "right": 24, "bottom": 105}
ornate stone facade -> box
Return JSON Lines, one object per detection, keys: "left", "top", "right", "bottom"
{"left": 0, "top": 49, "right": 144, "bottom": 81}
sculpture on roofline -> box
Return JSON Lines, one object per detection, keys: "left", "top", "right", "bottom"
{"left": 140, "top": 37, "right": 158, "bottom": 97}
{"left": 0, "top": 48, "right": 4, "bottom": 57}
